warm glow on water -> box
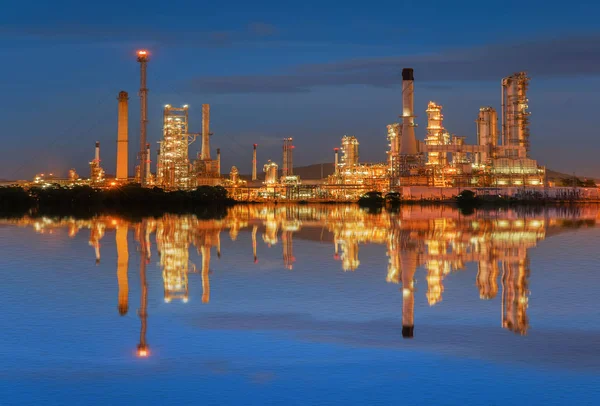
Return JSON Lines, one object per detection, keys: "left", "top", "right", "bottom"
{"left": 1, "top": 204, "right": 599, "bottom": 404}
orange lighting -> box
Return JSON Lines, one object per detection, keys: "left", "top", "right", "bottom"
{"left": 137, "top": 349, "right": 149, "bottom": 357}
{"left": 137, "top": 50, "right": 148, "bottom": 56}
{"left": 110, "top": 181, "right": 117, "bottom": 186}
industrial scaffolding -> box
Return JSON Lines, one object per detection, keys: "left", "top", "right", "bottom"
{"left": 156, "top": 105, "right": 197, "bottom": 190}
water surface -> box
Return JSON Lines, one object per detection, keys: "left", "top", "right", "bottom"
{"left": 1, "top": 205, "right": 599, "bottom": 405}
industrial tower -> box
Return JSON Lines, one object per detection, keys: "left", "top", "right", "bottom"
{"left": 137, "top": 50, "right": 149, "bottom": 187}
{"left": 116, "top": 91, "right": 129, "bottom": 181}
{"left": 282, "top": 138, "right": 294, "bottom": 177}
{"left": 156, "top": 105, "right": 197, "bottom": 189}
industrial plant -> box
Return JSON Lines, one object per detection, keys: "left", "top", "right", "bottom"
{"left": 22, "top": 50, "right": 599, "bottom": 201}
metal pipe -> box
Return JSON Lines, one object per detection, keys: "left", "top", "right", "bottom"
{"left": 252, "top": 144, "right": 257, "bottom": 181}
{"left": 201, "top": 104, "right": 211, "bottom": 160}
{"left": 145, "top": 143, "right": 151, "bottom": 182}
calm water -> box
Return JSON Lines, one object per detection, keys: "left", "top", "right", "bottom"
{"left": 1, "top": 204, "right": 599, "bottom": 405}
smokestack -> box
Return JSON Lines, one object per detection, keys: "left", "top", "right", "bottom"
{"left": 95, "top": 141, "right": 100, "bottom": 162}
{"left": 282, "top": 139, "right": 288, "bottom": 177}
{"left": 334, "top": 148, "right": 339, "bottom": 174}
{"left": 116, "top": 91, "right": 129, "bottom": 180}
{"left": 201, "top": 104, "right": 211, "bottom": 160}
{"left": 137, "top": 50, "right": 149, "bottom": 187}
{"left": 252, "top": 144, "right": 257, "bottom": 181}
{"left": 216, "top": 148, "right": 221, "bottom": 176}
{"left": 145, "top": 143, "right": 151, "bottom": 181}
{"left": 400, "top": 68, "right": 418, "bottom": 155}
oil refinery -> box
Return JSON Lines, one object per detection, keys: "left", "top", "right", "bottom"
{"left": 23, "top": 50, "right": 599, "bottom": 201}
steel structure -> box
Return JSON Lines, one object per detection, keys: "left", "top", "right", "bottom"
{"left": 502, "top": 72, "right": 530, "bottom": 156}
{"left": 476, "top": 107, "right": 498, "bottom": 164}
{"left": 282, "top": 137, "right": 294, "bottom": 177}
{"left": 156, "top": 105, "right": 197, "bottom": 189}
{"left": 137, "top": 50, "right": 149, "bottom": 187}
{"left": 341, "top": 135, "right": 359, "bottom": 167}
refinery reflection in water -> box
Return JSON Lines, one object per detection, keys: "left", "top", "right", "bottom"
{"left": 3, "top": 204, "right": 598, "bottom": 354}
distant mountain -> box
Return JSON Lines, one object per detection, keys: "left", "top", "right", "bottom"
{"left": 546, "top": 170, "right": 599, "bottom": 184}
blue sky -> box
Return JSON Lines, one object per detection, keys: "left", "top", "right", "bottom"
{"left": 1, "top": 0, "right": 600, "bottom": 179}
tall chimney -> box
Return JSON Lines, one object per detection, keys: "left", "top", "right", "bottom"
{"left": 95, "top": 141, "right": 100, "bottom": 162}
{"left": 116, "top": 91, "right": 129, "bottom": 180}
{"left": 282, "top": 139, "right": 288, "bottom": 177}
{"left": 201, "top": 104, "right": 211, "bottom": 160}
{"left": 252, "top": 144, "right": 257, "bottom": 181}
{"left": 216, "top": 148, "right": 221, "bottom": 176}
{"left": 334, "top": 148, "right": 339, "bottom": 174}
{"left": 400, "top": 68, "right": 418, "bottom": 155}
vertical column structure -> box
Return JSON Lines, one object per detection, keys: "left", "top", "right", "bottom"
{"left": 501, "top": 72, "right": 530, "bottom": 156}
{"left": 282, "top": 139, "right": 288, "bottom": 177}
{"left": 137, "top": 50, "right": 149, "bottom": 187}
{"left": 252, "top": 144, "right": 257, "bottom": 181}
{"left": 116, "top": 91, "right": 129, "bottom": 180}
{"left": 95, "top": 141, "right": 100, "bottom": 162}
{"left": 476, "top": 107, "right": 498, "bottom": 163}
{"left": 334, "top": 148, "right": 339, "bottom": 174}
{"left": 216, "top": 148, "right": 221, "bottom": 176}
{"left": 201, "top": 104, "right": 211, "bottom": 160}
{"left": 145, "top": 143, "right": 151, "bottom": 182}
{"left": 400, "top": 68, "right": 418, "bottom": 155}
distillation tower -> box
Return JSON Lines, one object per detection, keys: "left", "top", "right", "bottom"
{"left": 502, "top": 72, "right": 530, "bottom": 156}
{"left": 156, "top": 105, "right": 196, "bottom": 189}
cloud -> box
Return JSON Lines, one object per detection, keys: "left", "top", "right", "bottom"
{"left": 248, "top": 22, "right": 278, "bottom": 37}
{"left": 0, "top": 22, "right": 280, "bottom": 48}
{"left": 189, "top": 34, "right": 600, "bottom": 93}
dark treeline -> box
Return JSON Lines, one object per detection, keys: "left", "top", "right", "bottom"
{"left": 0, "top": 185, "right": 234, "bottom": 219}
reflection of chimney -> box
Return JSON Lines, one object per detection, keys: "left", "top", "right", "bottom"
{"left": 116, "top": 225, "right": 129, "bottom": 316}
{"left": 116, "top": 91, "right": 129, "bottom": 180}
{"left": 401, "top": 251, "right": 417, "bottom": 339}
{"left": 252, "top": 225, "right": 258, "bottom": 263}
{"left": 201, "top": 246, "right": 211, "bottom": 303}
{"left": 201, "top": 104, "right": 211, "bottom": 160}
{"left": 252, "top": 144, "right": 257, "bottom": 181}
{"left": 400, "top": 68, "right": 418, "bottom": 155}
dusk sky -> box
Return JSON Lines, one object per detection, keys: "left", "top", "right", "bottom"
{"left": 1, "top": 0, "right": 599, "bottom": 180}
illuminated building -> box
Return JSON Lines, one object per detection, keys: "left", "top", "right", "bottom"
{"left": 156, "top": 105, "right": 196, "bottom": 190}
{"left": 89, "top": 141, "right": 105, "bottom": 185}
{"left": 195, "top": 104, "right": 222, "bottom": 186}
